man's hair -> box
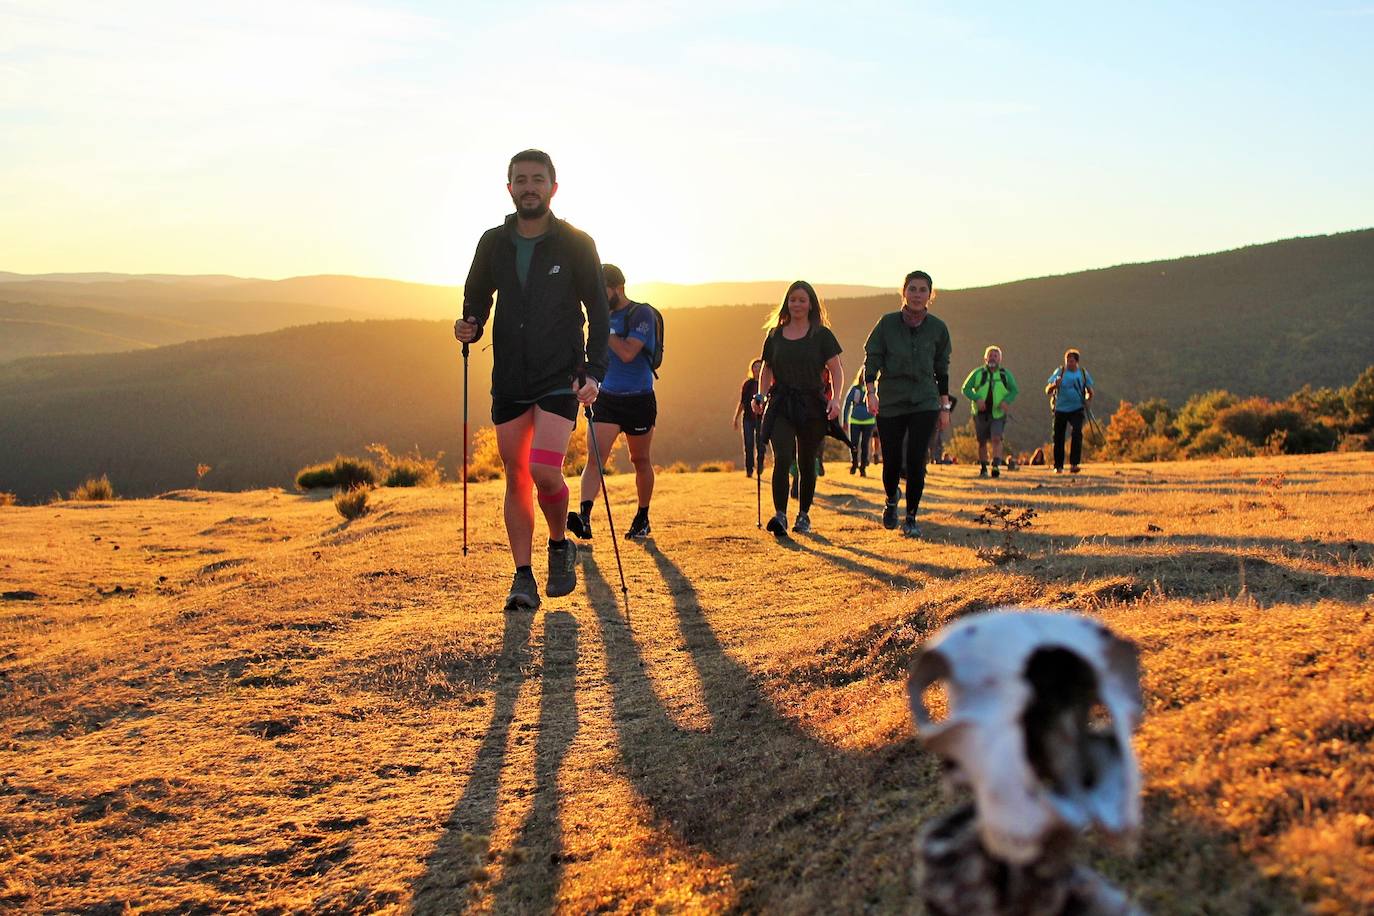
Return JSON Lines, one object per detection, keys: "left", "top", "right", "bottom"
{"left": 904, "top": 270, "right": 934, "bottom": 289}
{"left": 508, "top": 149, "right": 556, "bottom": 183}
{"left": 602, "top": 263, "right": 626, "bottom": 287}
{"left": 984, "top": 345, "right": 1002, "bottom": 359}
{"left": 1064, "top": 348, "right": 1081, "bottom": 362}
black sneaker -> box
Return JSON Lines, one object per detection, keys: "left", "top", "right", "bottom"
{"left": 979, "top": 464, "right": 988, "bottom": 478}
{"left": 504, "top": 568, "right": 540, "bottom": 611}
{"left": 625, "top": 512, "right": 651, "bottom": 540}
{"left": 900, "top": 515, "right": 921, "bottom": 538}
{"left": 566, "top": 511, "right": 592, "bottom": 540}
{"left": 793, "top": 511, "right": 811, "bottom": 534}
{"left": 765, "top": 513, "right": 789, "bottom": 537}
{"left": 882, "top": 500, "right": 899, "bottom": 530}
{"left": 859, "top": 467, "right": 867, "bottom": 478}
{"left": 991, "top": 465, "right": 1000, "bottom": 478}
{"left": 545, "top": 539, "right": 578, "bottom": 598}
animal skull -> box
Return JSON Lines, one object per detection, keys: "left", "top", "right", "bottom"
{"left": 908, "top": 610, "right": 1143, "bottom": 866}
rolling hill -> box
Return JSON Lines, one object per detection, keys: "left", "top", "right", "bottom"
{"left": 0, "top": 230, "right": 1370, "bottom": 500}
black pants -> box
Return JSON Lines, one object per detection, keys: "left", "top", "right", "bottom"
{"left": 741, "top": 416, "right": 767, "bottom": 475}
{"left": 877, "top": 410, "right": 940, "bottom": 515}
{"left": 769, "top": 414, "right": 826, "bottom": 515}
{"left": 850, "top": 424, "right": 874, "bottom": 469}
{"left": 1053, "top": 409, "right": 1085, "bottom": 469}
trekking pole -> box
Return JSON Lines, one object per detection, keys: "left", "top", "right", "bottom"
{"left": 578, "top": 371, "right": 631, "bottom": 624}
{"left": 461, "top": 340, "right": 469, "bottom": 556}
{"left": 756, "top": 459, "right": 762, "bottom": 528}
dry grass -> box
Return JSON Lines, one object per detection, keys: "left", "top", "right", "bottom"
{"left": 1, "top": 453, "right": 1371, "bottom": 913}
{"left": 68, "top": 474, "right": 115, "bottom": 501}
{"left": 0, "top": 492, "right": 16, "bottom": 507}
{"left": 333, "top": 486, "right": 371, "bottom": 520}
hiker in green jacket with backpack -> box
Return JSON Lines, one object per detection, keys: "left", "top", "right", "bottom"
{"left": 960, "top": 345, "right": 1019, "bottom": 478}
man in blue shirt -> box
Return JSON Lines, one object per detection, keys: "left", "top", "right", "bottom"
{"left": 568, "top": 264, "right": 658, "bottom": 539}
{"left": 1045, "top": 348, "right": 1095, "bottom": 473}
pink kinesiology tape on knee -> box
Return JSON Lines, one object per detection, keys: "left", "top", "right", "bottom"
{"left": 529, "top": 447, "right": 564, "bottom": 467}
{"left": 537, "top": 482, "right": 569, "bottom": 505}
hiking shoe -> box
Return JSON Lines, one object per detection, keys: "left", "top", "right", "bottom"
{"left": 979, "top": 464, "right": 988, "bottom": 478}
{"left": 545, "top": 539, "right": 578, "bottom": 598}
{"left": 504, "top": 568, "right": 540, "bottom": 611}
{"left": 1054, "top": 467, "right": 1064, "bottom": 474}
{"left": 849, "top": 465, "right": 857, "bottom": 475}
{"left": 882, "top": 500, "right": 899, "bottom": 530}
{"left": 991, "top": 465, "right": 1000, "bottom": 478}
{"left": 793, "top": 512, "right": 811, "bottom": 534}
{"left": 566, "top": 511, "right": 592, "bottom": 540}
{"left": 900, "top": 515, "right": 921, "bottom": 538}
{"left": 1070, "top": 465, "right": 1081, "bottom": 474}
{"left": 859, "top": 467, "right": 867, "bottom": 478}
{"left": 765, "top": 513, "right": 788, "bottom": 537}
{"left": 625, "top": 512, "right": 651, "bottom": 540}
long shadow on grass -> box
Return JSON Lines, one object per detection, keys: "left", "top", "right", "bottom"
{"left": 582, "top": 548, "right": 1312, "bottom": 913}
{"left": 484, "top": 610, "right": 579, "bottom": 914}
{"left": 413, "top": 609, "right": 535, "bottom": 912}
{"left": 582, "top": 548, "right": 939, "bottom": 911}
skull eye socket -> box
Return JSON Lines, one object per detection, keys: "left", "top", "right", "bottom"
{"left": 919, "top": 679, "right": 950, "bottom": 724}
{"left": 1022, "top": 647, "right": 1113, "bottom": 794}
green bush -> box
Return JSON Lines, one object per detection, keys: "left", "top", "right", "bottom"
{"left": 296, "top": 455, "right": 378, "bottom": 491}
{"left": 1186, "top": 427, "right": 1255, "bottom": 458}
{"left": 1215, "top": 398, "right": 1338, "bottom": 454}
{"left": 334, "top": 486, "right": 370, "bottom": 520}
{"left": 69, "top": 475, "right": 116, "bottom": 501}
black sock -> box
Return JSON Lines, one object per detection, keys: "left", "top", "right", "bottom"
{"left": 579, "top": 500, "right": 593, "bottom": 518}
{"left": 516, "top": 564, "right": 533, "bottom": 575}
{"left": 548, "top": 538, "right": 568, "bottom": 549}
{"left": 634, "top": 506, "right": 649, "bottom": 519}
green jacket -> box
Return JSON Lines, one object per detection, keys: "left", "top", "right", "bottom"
{"left": 863, "top": 311, "right": 951, "bottom": 415}
{"left": 961, "top": 365, "right": 1019, "bottom": 420}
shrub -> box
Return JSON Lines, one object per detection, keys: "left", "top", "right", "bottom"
{"left": 367, "top": 443, "right": 443, "bottom": 488}
{"left": 1175, "top": 390, "right": 1237, "bottom": 444}
{"left": 664, "top": 461, "right": 692, "bottom": 473}
{"left": 195, "top": 463, "right": 212, "bottom": 488}
{"left": 1343, "top": 365, "right": 1374, "bottom": 433}
{"left": 334, "top": 486, "right": 370, "bottom": 520}
{"left": 0, "top": 492, "right": 16, "bottom": 507}
{"left": 697, "top": 460, "right": 735, "bottom": 473}
{"left": 465, "top": 427, "right": 504, "bottom": 482}
{"left": 1186, "top": 427, "right": 1255, "bottom": 458}
{"left": 1215, "top": 397, "right": 1337, "bottom": 454}
{"left": 69, "top": 475, "right": 116, "bottom": 501}
{"left": 296, "top": 455, "right": 378, "bottom": 491}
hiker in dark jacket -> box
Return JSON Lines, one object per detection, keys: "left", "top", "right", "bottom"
{"left": 862, "top": 269, "right": 952, "bottom": 538}
{"left": 732, "top": 358, "right": 769, "bottom": 478}
{"left": 455, "top": 149, "right": 609, "bottom": 610}
{"left": 752, "top": 281, "right": 844, "bottom": 537}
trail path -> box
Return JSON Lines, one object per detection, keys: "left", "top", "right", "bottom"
{"left": 2, "top": 454, "right": 1372, "bottom": 912}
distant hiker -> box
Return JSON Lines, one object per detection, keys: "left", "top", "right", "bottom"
{"left": 843, "top": 368, "right": 876, "bottom": 477}
{"left": 1045, "top": 348, "right": 1095, "bottom": 474}
{"left": 927, "top": 395, "right": 957, "bottom": 465}
{"left": 862, "top": 270, "right": 952, "bottom": 538}
{"left": 454, "top": 149, "right": 609, "bottom": 610}
{"left": 732, "top": 358, "right": 768, "bottom": 478}
{"left": 961, "top": 346, "right": 1020, "bottom": 478}
{"left": 753, "top": 281, "right": 844, "bottom": 536}
{"left": 569, "top": 264, "right": 656, "bottom": 541}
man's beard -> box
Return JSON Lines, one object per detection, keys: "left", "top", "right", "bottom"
{"left": 608, "top": 291, "right": 623, "bottom": 309}
{"left": 513, "top": 195, "right": 549, "bottom": 219}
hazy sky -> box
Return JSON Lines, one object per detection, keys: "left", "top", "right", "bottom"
{"left": 3, "top": 1, "right": 1371, "bottom": 288}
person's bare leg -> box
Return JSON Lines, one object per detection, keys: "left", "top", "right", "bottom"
{"left": 580, "top": 422, "right": 622, "bottom": 505}
{"left": 627, "top": 428, "right": 655, "bottom": 507}
{"left": 496, "top": 411, "right": 536, "bottom": 566}
{"left": 529, "top": 408, "right": 576, "bottom": 539}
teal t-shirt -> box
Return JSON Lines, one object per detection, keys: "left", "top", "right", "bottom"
{"left": 513, "top": 233, "right": 546, "bottom": 289}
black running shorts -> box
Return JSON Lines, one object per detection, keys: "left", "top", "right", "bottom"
{"left": 590, "top": 391, "right": 657, "bottom": 436}
{"left": 491, "top": 392, "right": 580, "bottom": 425}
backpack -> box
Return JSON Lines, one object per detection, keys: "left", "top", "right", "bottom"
{"left": 629, "top": 302, "right": 664, "bottom": 376}
{"left": 1047, "top": 365, "right": 1086, "bottom": 410}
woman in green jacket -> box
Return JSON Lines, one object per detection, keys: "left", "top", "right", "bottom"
{"left": 862, "top": 270, "right": 952, "bottom": 538}
{"left": 960, "top": 345, "right": 1019, "bottom": 478}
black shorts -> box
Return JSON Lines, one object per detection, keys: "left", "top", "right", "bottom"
{"left": 590, "top": 391, "right": 656, "bottom": 436}
{"left": 491, "top": 392, "right": 580, "bottom": 425}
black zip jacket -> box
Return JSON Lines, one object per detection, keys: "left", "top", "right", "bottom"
{"left": 462, "top": 213, "right": 610, "bottom": 400}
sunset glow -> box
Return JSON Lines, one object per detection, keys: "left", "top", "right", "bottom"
{"left": 2, "top": 1, "right": 1371, "bottom": 288}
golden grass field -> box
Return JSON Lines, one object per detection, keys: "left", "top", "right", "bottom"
{"left": 2, "top": 452, "right": 1372, "bottom": 914}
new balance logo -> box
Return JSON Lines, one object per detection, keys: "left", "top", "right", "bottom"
{"left": 548, "top": 265, "right": 561, "bottom": 275}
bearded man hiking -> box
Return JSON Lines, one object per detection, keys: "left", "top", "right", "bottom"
{"left": 960, "top": 345, "right": 1019, "bottom": 478}
{"left": 454, "top": 149, "right": 610, "bottom": 611}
